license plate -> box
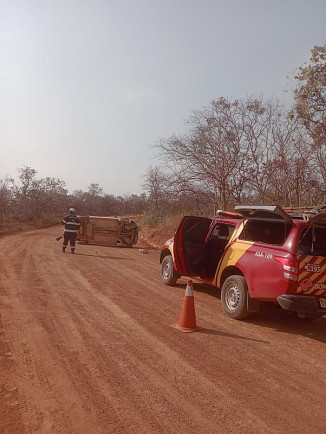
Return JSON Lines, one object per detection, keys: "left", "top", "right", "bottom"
{"left": 320, "top": 298, "right": 326, "bottom": 308}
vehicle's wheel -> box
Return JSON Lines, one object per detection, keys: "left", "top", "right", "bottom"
{"left": 161, "top": 255, "right": 179, "bottom": 286}
{"left": 221, "top": 275, "right": 250, "bottom": 319}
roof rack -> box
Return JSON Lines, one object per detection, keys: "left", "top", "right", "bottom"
{"left": 283, "top": 206, "right": 313, "bottom": 220}
{"left": 283, "top": 204, "right": 326, "bottom": 221}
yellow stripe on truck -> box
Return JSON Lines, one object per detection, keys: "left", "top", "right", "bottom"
{"left": 297, "top": 257, "right": 326, "bottom": 294}
{"left": 298, "top": 255, "right": 324, "bottom": 281}
{"left": 214, "top": 223, "right": 253, "bottom": 287}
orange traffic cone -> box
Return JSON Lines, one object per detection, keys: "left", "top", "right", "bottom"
{"left": 174, "top": 280, "right": 203, "bottom": 332}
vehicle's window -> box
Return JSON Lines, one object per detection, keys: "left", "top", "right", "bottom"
{"left": 209, "top": 224, "right": 234, "bottom": 241}
{"left": 297, "top": 225, "right": 326, "bottom": 256}
{"left": 239, "top": 220, "right": 292, "bottom": 245}
{"left": 297, "top": 227, "right": 312, "bottom": 254}
{"left": 315, "top": 226, "right": 326, "bottom": 256}
{"left": 183, "top": 220, "right": 211, "bottom": 243}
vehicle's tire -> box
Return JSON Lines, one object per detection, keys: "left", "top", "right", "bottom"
{"left": 221, "top": 275, "right": 250, "bottom": 320}
{"left": 161, "top": 255, "right": 179, "bottom": 286}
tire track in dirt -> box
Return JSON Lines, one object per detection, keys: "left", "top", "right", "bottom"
{"left": 18, "top": 236, "right": 270, "bottom": 432}
{"left": 28, "top": 246, "right": 228, "bottom": 432}
{"left": 0, "top": 231, "right": 95, "bottom": 433}
{"left": 1, "top": 226, "right": 326, "bottom": 433}
{"left": 37, "top": 244, "right": 298, "bottom": 430}
{"left": 39, "top": 237, "right": 326, "bottom": 432}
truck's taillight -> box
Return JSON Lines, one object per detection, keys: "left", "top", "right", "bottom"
{"left": 274, "top": 256, "right": 298, "bottom": 281}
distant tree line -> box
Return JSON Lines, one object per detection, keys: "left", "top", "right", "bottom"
{"left": 0, "top": 166, "right": 148, "bottom": 226}
{"left": 143, "top": 43, "right": 326, "bottom": 216}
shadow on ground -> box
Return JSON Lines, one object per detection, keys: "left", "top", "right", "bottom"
{"left": 183, "top": 281, "right": 326, "bottom": 344}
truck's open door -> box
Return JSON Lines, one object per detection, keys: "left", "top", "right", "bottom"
{"left": 173, "top": 216, "right": 212, "bottom": 276}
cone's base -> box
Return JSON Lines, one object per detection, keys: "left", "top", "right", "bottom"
{"left": 173, "top": 324, "right": 204, "bottom": 333}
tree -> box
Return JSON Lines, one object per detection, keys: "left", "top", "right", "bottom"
{"left": 88, "top": 183, "right": 104, "bottom": 197}
{"left": 149, "top": 95, "right": 325, "bottom": 211}
{"left": 152, "top": 98, "right": 248, "bottom": 211}
{"left": 312, "top": 144, "right": 326, "bottom": 202}
{"left": 142, "top": 166, "right": 169, "bottom": 215}
{"left": 238, "top": 98, "right": 283, "bottom": 204}
{"left": 13, "top": 167, "right": 38, "bottom": 219}
{"left": 292, "top": 44, "right": 326, "bottom": 147}
{"left": 263, "top": 124, "right": 317, "bottom": 207}
{"left": 12, "top": 167, "right": 68, "bottom": 220}
{"left": 153, "top": 97, "right": 288, "bottom": 211}
{"left": 0, "top": 176, "right": 14, "bottom": 225}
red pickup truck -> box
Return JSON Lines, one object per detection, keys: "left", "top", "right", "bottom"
{"left": 160, "top": 205, "right": 326, "bottom": 320}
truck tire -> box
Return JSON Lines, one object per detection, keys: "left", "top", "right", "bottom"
{"left": 161, "top": 255, "right": 179, "bottom": 286}
{"left": 221, "top": 275, "right": 250, "bottom": 320}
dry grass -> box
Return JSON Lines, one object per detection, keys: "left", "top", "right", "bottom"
{"left": 0, "top": 214, "right": 61, "bottom": 238}
{"left": 0, "top": 222, "right": 37, "bottom": 238}
{"left": 136, "top": 214, "right": 184, "bottom": 250}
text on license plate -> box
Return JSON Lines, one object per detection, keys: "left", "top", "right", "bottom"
{"left": 320, "top": 298, "right": 326, "bottom": 308}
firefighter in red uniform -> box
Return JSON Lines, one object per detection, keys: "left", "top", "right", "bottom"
{"left": 61, "top": 208, "right": 80, "bottom": 253}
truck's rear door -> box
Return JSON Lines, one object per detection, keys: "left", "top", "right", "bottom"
{"left": 296, "top": 213, "right": 326, "bottom": 304}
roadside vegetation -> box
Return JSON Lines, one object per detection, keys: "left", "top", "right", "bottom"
{"left": 144, "top": 44, "right": 326, "bottom": 215}
{"left": 0, "top": 167, "right": 148, "bottom": 237}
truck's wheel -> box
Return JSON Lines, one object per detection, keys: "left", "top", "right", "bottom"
{"left": 221, "top": 275, "right": 250, "bottom": 319}
{"left": 161, "top": 255, "right": 179, "bottom": 286}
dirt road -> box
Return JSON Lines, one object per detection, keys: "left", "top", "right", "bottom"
{"left": 1, "top": 226, "right": 326, "bottom": 433}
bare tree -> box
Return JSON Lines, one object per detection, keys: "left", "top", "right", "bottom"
{"left": 153, "top": 97, "right": 286, "bottom": 211}
{"left": 264, "top": 126, "right": 316, "bottom": 206}
{"left": 12, "top": 167, "right": 67, "bottom": 220}
{"left": 142, "top": 166, "right": 169, "bottom": 215}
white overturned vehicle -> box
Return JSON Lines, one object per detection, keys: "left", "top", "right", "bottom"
{"left": 77, "top": 216, "right": 138, "bottom": 247}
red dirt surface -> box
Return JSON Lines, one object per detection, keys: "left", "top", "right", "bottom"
{"left": 1, "top": 226, "right": 326, "bottom": 433}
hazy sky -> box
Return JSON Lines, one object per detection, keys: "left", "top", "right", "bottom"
{"left": 1, "top": 0, "right": 326, "bottom": 196}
